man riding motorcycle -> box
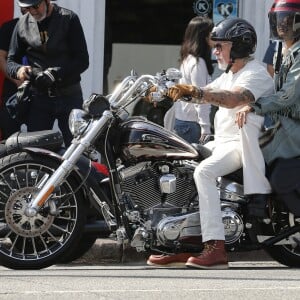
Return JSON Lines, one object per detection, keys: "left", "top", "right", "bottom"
{"left": 147, "top": 17, "right": 274, "bottom": 269}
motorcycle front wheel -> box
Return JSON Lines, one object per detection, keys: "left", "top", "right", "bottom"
{"left": 58, "top": 233, "right": 98, "bottom": 263}
{"left": 0, "top": 152, "right": 87, "bottom": 269}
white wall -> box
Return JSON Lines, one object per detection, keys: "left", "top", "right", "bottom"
{"left": 239, "top": 0, "right": 274, "bottom": 63}
{"left": 108, "top": 44, "right": 181, "bottom": 92}
{"left": 14, "top": 0, "right": 106, "bottom": 99}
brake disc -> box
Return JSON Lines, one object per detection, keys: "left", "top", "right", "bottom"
{"left": 5, "top": 187, "right": 55, "bottom": 237}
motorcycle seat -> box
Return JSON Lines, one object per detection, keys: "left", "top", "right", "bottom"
{"left": 4, "top": 130, "right": 64, "bottom": 155}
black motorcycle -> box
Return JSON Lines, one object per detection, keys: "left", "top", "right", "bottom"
{"left": 0, "top": 68, "right": 300, "bottom": 269}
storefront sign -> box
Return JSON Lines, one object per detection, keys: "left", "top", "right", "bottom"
{"left": 213, "top": 0, "right": 238, "bottom": 24}
{"left": 193, "top": 0, "right": 212, "bottom": 16}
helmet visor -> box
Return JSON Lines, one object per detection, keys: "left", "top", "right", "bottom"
{"left": 269, "top": 11, "right": 300, "bottom": 40}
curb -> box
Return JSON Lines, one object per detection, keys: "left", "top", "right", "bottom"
{"left": 73, "top": 238, "right": 273, "bottom": 264}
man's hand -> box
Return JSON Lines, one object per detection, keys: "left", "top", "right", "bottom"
{"left": 166, "top": 84, "right": 195, "bottom": 101}
{"left": 34, "top": 68, "right": 58, "bottom": 90}
{"left": 16, "top": 66, "right": 32, "bottom": 82}
{"left": 235, "top": 105, "right": 253, "bottom": 128}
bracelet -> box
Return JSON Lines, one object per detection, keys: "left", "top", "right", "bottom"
{"left": 191, "top": 87, "right": 204, "bottom": 100}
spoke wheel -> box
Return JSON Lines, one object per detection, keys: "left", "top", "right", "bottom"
{"left": 264, "top": 201, "right": 300, "bottom": 267}
{"left": 0, "top": 152, "right": 86, "bottom": 269}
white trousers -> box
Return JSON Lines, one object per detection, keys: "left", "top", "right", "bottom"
{"left": 194, "top": 113, "right": 271, "bottom": 242}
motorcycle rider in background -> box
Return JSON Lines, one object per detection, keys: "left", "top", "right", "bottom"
{"left": 6, "top": 0, "right": 89, "bottom": 146}
{"left": 147, "top": 17, "right": 274, "bottom": 269}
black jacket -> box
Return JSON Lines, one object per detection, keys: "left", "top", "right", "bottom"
{"left": 0, "top": 18, "right": 19, "bottom": 99}
{"left": 7, "top": 4, "right": 89, "bottom": 88}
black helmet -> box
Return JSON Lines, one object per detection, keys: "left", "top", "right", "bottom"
{"left": 269, "top": 0, "right": 300, "bottom": 40}
{"left": 211, "top": 17, "right": 257, "bottom": 59}
{"left": 18, "top": 0, "right": 42, "bottom": 7}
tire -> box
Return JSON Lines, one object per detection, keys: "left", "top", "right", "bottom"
{"left": 264, "top": 201, "right": 300, "bottom": 267}
{"left": 58, "top": 234, "right": 98, "bottom": 263}
{"left": 0, "top": 152, "right": 87, "bottom": 269}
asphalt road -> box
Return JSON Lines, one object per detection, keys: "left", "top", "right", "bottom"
{"left": 0, "top": 261, "right": 299, "bottom": 300}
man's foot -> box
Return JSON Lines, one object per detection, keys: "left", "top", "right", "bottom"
{"left": 147, "top": 253, "right": 195, "bottom": 268}
{"left": 186, "top": 240, "right": 228, "bottom": 269}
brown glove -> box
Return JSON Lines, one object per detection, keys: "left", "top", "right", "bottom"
{"left": 166, "top": 84, "right": 199, "bottom": 101}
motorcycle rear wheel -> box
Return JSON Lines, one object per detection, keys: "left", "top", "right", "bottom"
{"left": 264, "top": 204, "right": 300, "bottom": 267}
{"left": 0, "top": 152, "right": 87, "bottom": 269}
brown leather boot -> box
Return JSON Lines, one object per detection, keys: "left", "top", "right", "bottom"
{"left": 185, "top": 240, "right": 228, "bottom": 269}
{"left": 147, "top": 253, "right": 195, "bottom": 268}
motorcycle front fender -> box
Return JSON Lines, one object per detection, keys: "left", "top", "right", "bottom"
{"left": 22, "top": 147, "right": 112, "bottom": 214}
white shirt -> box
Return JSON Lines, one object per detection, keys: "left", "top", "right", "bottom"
{"left": 207, "top": 59, "right": 274, "bottom": 144}
{"left": 175, "top": 55, "right": 212, "bottom": 134}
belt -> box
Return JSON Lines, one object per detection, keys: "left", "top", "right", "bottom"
{"left": 32, "top": 83, "right": 82, "bottom": 98}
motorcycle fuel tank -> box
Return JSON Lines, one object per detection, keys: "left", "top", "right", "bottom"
{"left": 119, "top": 117, "right": 199, "bottom": 161}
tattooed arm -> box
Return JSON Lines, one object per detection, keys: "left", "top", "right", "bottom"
{"left": 166, "top": 84, "right": 255, "bottom": 108}
{"left": 198, "top": 86, "right": 255, "bottom": 108}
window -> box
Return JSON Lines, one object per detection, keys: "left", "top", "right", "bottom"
{"left": 107, "top": 0, "right": 213, "bottom": 45}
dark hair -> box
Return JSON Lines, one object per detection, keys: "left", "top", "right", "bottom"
{"left": 180, "top": 16, "right": 214, "bottom": 75}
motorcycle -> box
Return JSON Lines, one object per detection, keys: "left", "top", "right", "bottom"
{"left": 0, "top": 68, "right": 300, "bottom": 270}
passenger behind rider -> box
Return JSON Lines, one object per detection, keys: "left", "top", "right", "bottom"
{"left": 147, "top": 17, "right": 274, "bottom": 269}
{"left": 236, "top": 0, "right": 300, "bottom": 168}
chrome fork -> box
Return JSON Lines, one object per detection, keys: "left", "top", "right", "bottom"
{"left": 25, "top": 111, "right": 114, "bottom": 217}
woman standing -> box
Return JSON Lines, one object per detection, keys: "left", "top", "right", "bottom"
{"left": 173, "top": 16, "right": 214, "bottom": 143}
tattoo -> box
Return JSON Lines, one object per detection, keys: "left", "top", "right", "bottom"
{"left": 190, "top": 87, "right": 255, "bottom": 108}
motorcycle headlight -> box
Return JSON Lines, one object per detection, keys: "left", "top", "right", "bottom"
{"left": 68, "top": 109, "right": 90, "bottom": 137}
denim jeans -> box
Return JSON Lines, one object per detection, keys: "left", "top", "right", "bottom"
{"left": 174, "top": 118, "right": 201, "bottom": 143}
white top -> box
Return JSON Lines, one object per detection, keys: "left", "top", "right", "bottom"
{"left": 175, "top": 55, "right": 212, "bottom": 134}
{"left": 208, "top": 59, "right": 274, "bottom": 144}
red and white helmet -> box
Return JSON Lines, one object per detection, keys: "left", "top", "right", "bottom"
{"left": 269, "top": 0, "right": 300, "bottom": 40}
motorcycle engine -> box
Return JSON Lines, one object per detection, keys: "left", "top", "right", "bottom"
{"left": 119, "top": 161, "right": 198, "bottom": 220}
{"left": 119, "top": 161, "right": 244, "bottom": 251}
{"left": 154, "top": 203, "right": 244, "bottom": 248}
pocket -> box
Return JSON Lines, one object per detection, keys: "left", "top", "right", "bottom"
{"left": 174, "top": 122, "right": 191, "bottom": 135}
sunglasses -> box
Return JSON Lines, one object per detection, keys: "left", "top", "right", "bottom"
{"left": 213, "top": 42, "right": 231, "bottom": 52}
{"left": 24, "top": 0, "right": 43, "bottom": 10}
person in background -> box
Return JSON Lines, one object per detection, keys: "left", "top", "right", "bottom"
{"left": 172, "top": 16, "right": 213, "bottom": 144}
{"left": 103, "top": 10, "right": 112, "bottom": 95}
{"left": 147, "top": 17, "right": 274, "bottom": 269}
{"left": 0, "top": 8, "right": 27, "bottom": 139}
{"left": 7, "top": 0, "right": 89, "bottom": 146}
{"left": 263, "top": 41, "right": 276, "bottom": 77}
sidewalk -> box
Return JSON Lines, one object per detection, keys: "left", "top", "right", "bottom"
{"left": 73, "top": 238, "right": 273, "bottom": 265}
